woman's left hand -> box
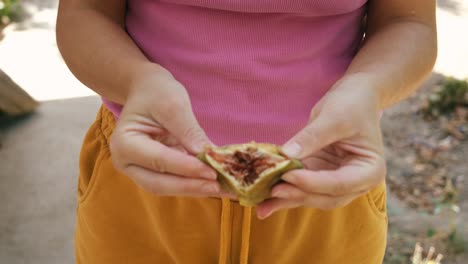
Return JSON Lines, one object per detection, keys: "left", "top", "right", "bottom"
{"left": 257, "top": 76, "right": 387, "bottom": 219}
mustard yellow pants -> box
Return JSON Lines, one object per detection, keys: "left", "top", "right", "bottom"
{"left": 75, "top": 106, "right": 388, "bottom": 264}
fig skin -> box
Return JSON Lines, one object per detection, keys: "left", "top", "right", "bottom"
{"left": 197, "top": 142, "right": 303, "bottom": 206}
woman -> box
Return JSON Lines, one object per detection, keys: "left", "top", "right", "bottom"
{"left": 56, "top": 0, "right": 437, "bottom": 263}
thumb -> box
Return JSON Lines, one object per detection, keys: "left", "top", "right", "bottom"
{"left": 155, "top": 99, "right": 213, "bottom": 154}
{"left": 282, "top": 114, "right": 348, "bottom": 159}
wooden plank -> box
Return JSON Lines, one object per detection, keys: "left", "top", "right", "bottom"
{"left": 0, "top": 68, "right": 38, "bottom": 115}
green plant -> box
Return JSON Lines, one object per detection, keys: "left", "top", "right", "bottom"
{"left": 0, "top": 0, "right": 18, "bottom": 24}
{"left": 423, "top": 78, "right": 468, "bottom": 118}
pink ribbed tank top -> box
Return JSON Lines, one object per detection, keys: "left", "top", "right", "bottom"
{"left": 103, "top": 0, "right": 368, "bottom": 145}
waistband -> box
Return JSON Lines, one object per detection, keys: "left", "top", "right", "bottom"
{"left": 97, "top": 105, "right": 117, "bottom": 144}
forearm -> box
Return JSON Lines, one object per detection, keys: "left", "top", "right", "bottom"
{"left": 56, "top": 2, "right": 169, "bottom": 104}
{"left": 343, "top": 20, "right": 437, "bottom": 110}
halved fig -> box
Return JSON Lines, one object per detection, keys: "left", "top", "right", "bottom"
{"left": 198, "top": 142, "right": 302, "bottom": 206}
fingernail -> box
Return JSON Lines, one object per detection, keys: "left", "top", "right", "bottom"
{"left": 203, "top": 183, "right": 220, "bottom": 194}
{"left": 272, "top": 190, "right": 287, "bottom": 198}
{"left": 194, "top": 141, "right": 215, "bottom": 154}
{"left": 201, "top": 171, "right": 217, "bottom": 180}
{"left": 257, "top": 211, "right": 266, "bottom": 220}
{"left": 258, "top": 211, "right": 272, "bottom": 220}
{"left": 282, "top": 142, "right": 302, "bottom": 158}
{"left": 282, "top": 173, "right": 295, "bottom": 182}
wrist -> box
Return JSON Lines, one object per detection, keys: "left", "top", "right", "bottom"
{"left": 127, "top": 63, "right": 175, "bottom": 100}
{"left": 334, "top": 73, "right": 382, "bottom": 111}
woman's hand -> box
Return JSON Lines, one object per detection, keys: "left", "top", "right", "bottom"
{"left": 109, "top": 68, "right": 223, "bottom": 198}
{"left": 257, "top": 76, "right": 387, "bottom": 219}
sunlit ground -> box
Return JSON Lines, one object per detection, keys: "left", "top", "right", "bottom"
{"left": 0, "top": 0, "right": 94, "bottom": 101}
{"left": 434, "top": 1, "right": 468, "bottom": 79}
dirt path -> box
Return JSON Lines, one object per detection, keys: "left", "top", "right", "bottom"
{"left": 382, "top": 73, "right": 467, "bottom": 264}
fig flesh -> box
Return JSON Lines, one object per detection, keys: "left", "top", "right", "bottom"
{"left": 198, "top": 142, "right": 302, "bottom": 206}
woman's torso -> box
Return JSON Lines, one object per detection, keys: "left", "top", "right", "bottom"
{"left": 82, "top": 2, "right": 389, "bottom": 264}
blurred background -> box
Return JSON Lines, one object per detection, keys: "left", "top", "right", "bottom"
{"left": 0, "top": 0, "right": 467, "bottom": 263}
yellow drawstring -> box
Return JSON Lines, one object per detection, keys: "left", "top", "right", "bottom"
{"left": 218, "top": 199, "right": 252, "bottom": 264}
{"left": 218, "top": 198, "right": 232, "bottom": 264}
{"left": 240, "top": 206, "right": 252, "bottom": 264}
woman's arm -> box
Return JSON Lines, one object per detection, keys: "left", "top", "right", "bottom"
{"left": 258, "top": 0, "right": 437, "bottom": 218}
{"left": 345, "top": 0, "right": 437, "bottom": 109}
{"left": 57, "top": 0, "right": 222, "bottom": 198}
{"left": 56, "top": 0, "right": 169, "bottom": 104}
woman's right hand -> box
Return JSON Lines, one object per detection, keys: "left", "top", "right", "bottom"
{"left": 109, "top": 66, "right": 223, "bottom": 198}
